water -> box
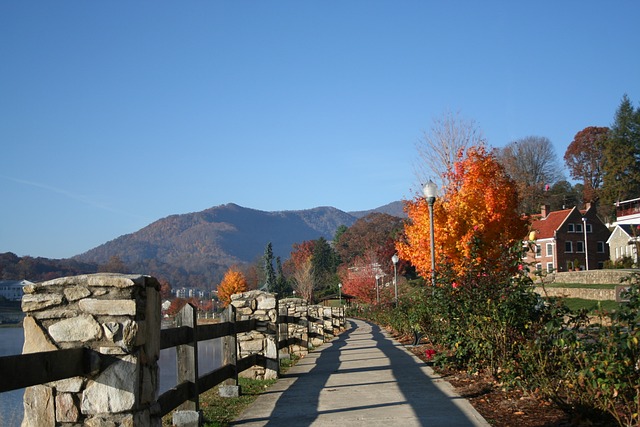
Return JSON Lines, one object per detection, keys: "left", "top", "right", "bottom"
{"left": 0, "top": 327, "right": 223, "bottom": 426}
{"left": 0, "top": 327, "right": 24, "bottom": 427}
{"left": 159, "top": 337, "right": 224, "bottom": 393}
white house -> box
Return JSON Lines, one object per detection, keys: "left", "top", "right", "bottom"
{"left": 0, "top": 280, "right": 33, "bottom": 301}
{"left": 606, "top": 224, "right": 640, "bottom": 264}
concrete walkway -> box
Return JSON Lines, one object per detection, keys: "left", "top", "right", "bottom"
{"left": 232, "top": 318, "right": 490, "bottom": 427}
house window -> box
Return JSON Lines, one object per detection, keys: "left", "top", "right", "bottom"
{"left": 597, "top": 241, "right": 605, "bottom": 253}
{"left": 567, "top": 224, "right": 575, "bottom": 233}
{"left": 616, "top": 247, "right": 620, "bottom": 259}
{"left": 565, "top": 241, "right": 573, "bottom": 253}
{"left": 546, "top": 262, "right": 554, "bottom": 272}
{"left": 546, "top": 243, "right": 553, "bottom": 256}
{"left": 535, "top": 244, "right": 542, "bottom": 257}
{"left": 576, "top": 241, "right": 584, "bottom": 253}
{"left": 575, "top": 223, "right": 583, "bottom": 233}
{"left": 586, "top": 224, "right": 593, "bottom": 233}
{"left": 536, "top": 263, "right": 542, "bottom": 271}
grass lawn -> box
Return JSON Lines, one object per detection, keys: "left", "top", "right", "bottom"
{"left": 163, "top": 355, "right": 300, "bottom": 426}
{"left": 161, "top": 377, "right": 276, "bottom": 427}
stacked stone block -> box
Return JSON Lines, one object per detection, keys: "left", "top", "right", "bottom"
{"left": 331, "top": 307, "right": 345, "bottom": 335}
{"left": 278, "top": 297, "right": 309, "bottom": 358}
{"left": 306, "top": 305, "right": 325, "bottom": 347}
{"left": 230, "top": 290, "right": 278, "bottom": 380}
{"left": 21, "top": 273, "right": 161, "bottom": 427}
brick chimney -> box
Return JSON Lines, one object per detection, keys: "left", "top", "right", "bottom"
{"left": 541, "top": 204, "right": 550, "bottom": 218}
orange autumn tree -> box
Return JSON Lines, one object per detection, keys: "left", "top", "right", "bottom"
{"left": 397, "top": 146, "right": 527, "bottom": 281}
{"left": 217, "top": 266, "right": 248, "bottom": 307}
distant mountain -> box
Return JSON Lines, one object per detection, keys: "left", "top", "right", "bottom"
{"left": 349, "top": 201, "right": 406, "bottom": 219}
{"left": 73, "top": 203, "right": 380, "bottom": 287}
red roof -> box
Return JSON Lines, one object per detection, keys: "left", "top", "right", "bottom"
{"left": 529, "top": 208, "right": 574, "bottom": 239}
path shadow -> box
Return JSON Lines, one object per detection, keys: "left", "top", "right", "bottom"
{"left": 232, "top": 321, "right": 354, "bottom": 426}
{"left": 369, "top": 321, "right": 482, "bottom": 426}
{"left": 233, "top": 319, "right": 484, "bottom": 426}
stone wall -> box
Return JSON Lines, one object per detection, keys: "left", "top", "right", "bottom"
{"left": 534, "top": 286, "right": 616, "bottom": 301}
{"left": 18, "top": 281, "right": 347, "bottom": 426}
{"left": 229, "top": 292, "right": 348, "bottom": 380}
{"left": 545, "top": 269, "right": 634, "bottom": 285}
{"left": 21, "top": 273, "right": 161, "bottom": 427}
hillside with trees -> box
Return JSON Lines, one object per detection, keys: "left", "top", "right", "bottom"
{"left": 71, "top": 203, "right": 367, "bottom": 288}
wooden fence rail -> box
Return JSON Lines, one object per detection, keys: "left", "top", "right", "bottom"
{"left": 0, "top": 347, "right": 93, "bottom": 393}
{"left": 154, "top": 304, "right": 263, "bottom": 417}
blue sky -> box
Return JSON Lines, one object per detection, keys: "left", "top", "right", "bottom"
{"left": 1, "top": 1, "right": 639, "bottom": 259}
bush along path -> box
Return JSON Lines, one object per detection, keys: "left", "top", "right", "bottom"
{"left": 355, "top": 264, "right": 640, "bottom": 426}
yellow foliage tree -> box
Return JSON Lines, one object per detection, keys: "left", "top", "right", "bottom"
{"left": 397, "top": 146, "right": 527, "bottom": 281}
{"left": 217, "top": 266, "right": 248, "bottom": 307}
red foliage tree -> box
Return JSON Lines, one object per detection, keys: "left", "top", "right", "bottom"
{"left": 165, "top": 298, "right": 188, "bottom": 317}
{"left": 338, "top": 249, "right": 392, "bottom": 304}
{"left": 159, "top": 279, "right": 172, "bottom": 300}
{"left": 335, "top": 213, "right": 404, "bottom": 276}
{"left": 564, "top": 126, "right": 609, "bottom": 203}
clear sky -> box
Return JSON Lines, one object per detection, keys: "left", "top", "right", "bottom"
{"left": 1, "top": 1, "right": 639, "bottom": 259}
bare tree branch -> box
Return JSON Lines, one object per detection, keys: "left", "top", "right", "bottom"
{"left": 414, "top": 110, "right": 485, "bottom": 191}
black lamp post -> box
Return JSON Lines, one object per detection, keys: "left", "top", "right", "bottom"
{"left": 423, "top": 181, "right": 438, "bottom": 286}
{"left": 391, "top": 254, "right": 399, "bottom": 307}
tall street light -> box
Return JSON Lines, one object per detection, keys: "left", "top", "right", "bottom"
{"left": 423, "top": 181, "right": 438, "bottom": 286}
{"left": 391, "top": 254, "right": 399, "bottom": 307}
{"left": 582, "top": 217, "right": 589, "bottom": 270}
{"left": 338, "top": 283, "right": 342, "bottom": 305}
{"left": 375, "top": 274, "right": 381, "bottom": 305}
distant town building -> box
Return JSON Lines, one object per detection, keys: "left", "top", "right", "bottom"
{"left": 172, "top": 287, "right": 209, "bottom": 300}
{"left": 0, "top": 280, "right": 33, "bottom": 301}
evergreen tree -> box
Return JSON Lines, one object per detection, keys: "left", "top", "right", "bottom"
{"left": 276, "top": 256, "right": 292, "bottom": 296}
{"left": 311, "top": 237, "right": 339, "bottom": 295}
{"left": 262, "top": 242, "right": 276, "bottom": 292}
{"left": 602, "top": 95, "right": 640, "bottom": 213}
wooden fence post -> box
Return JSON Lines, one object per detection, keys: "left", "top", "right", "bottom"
{"left": 219, "top": 304, "right": 239, "bottom": 397}
{"left": 173, "top": 303, "right": 201, "bottom": 427}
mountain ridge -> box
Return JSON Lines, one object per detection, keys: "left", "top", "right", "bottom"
{"left": 72, "top": 201, "right": 405, "bottom": 287}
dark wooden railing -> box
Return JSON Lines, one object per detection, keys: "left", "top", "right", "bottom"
{"left": 0, "top": 347, "right": 95, "bottom": 393}
{"left": 154, "top": 303, "right": 261, "bottom": 417}
{"left": 0, "top": 303, "right": 263, "bottom": 417}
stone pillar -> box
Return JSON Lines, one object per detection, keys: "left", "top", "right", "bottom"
{"left": 307, "top": 305, "right": 325, "bottom": 348}
{"left": 21, "top": 273, "right": 161, "bottom": 427}
{"left": 278, "top": 297, "right": 309, "bottom": 358}
{"left": 231, "top": 290, "right": 278, "bottom": 380}
{"left": 322, "top": 307, "right": 334, "bottom": 342}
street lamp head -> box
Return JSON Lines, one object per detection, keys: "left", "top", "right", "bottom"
{"left": 423, "top": 180, "right": 438, "bottom": 203}
{"left": 338, "top": 283, "right": 342, "bottom": 288}
{"left": 391, "top": 254, "right": 399, "bottom": 265}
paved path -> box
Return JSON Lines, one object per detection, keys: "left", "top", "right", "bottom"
{"left": 232, "top": 318, "right": 490, "bottom": 427}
